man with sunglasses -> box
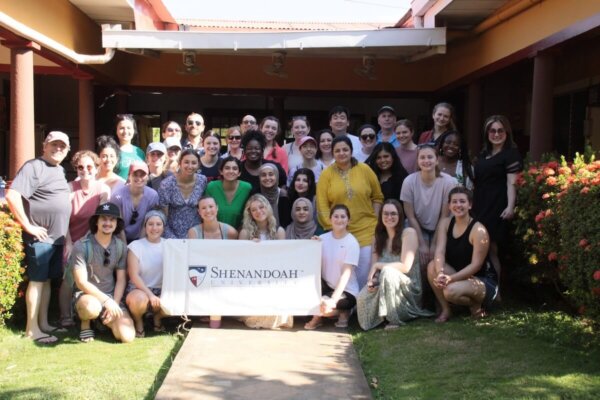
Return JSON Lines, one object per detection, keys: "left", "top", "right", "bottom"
{"left": 376, "top": 106, "right": 399, "bottom": 148}
{"left": 6, "top": 131, "right": 72, "bottom": 344}
{"left": 182, "top": 112, "right": 205, "bottom": 152}
{"left": 71, "top": 202, "right": 135, "bottom": 343}
{"left": 240, "top": 114, "right": 258, "bottom": 134}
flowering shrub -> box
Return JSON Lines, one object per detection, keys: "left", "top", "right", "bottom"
{"left": 0, "top": 204, "right": 25, "bottom": 326}
{"left": 514, "top": 149, "right": 600, "bottom": 319}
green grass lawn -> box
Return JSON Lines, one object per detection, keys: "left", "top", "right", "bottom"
{"left": 0, "top": 324, "right": 184, "bottom": 400}
{"left": 353, "top": 309, "right": 600, "bottom": 400}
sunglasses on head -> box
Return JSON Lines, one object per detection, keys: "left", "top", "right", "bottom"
{"left": 187, "top": 120, "right": 202, "bottom": 126}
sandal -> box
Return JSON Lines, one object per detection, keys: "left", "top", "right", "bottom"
{"left": 334, "top": 319, "right": 349, "bottom": 329}
{"left": 135, "top": 329, "right": 145, "bottom": 338}
{"left": 384, "top": 324, "right": 400, "bottom": 330}
{"left": 79, "top": 329, "right": 95, "bottom": 343}
{"left": 304, "top": 317, "right": 322, "bottom": 330}
{"left": 30, "top": 334, "right": 58, "bottom": 345}
{"left": 153, "top": 324, "right": 166, "bottom": 333}
{"left": 471, "top": 308, "right": 487, "bottom": 320}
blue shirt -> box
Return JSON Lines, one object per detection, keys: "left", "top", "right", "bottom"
{"left": 376, "top": 131, "right": 400, "bottom": 148}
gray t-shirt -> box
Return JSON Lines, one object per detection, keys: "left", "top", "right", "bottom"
{"left": 71, "top": 235, "right": 127, "bottom": 295}
{"left": 9, "top": 158, "right": 71, "bottom": 244}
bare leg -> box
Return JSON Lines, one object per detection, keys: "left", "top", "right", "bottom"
{"left": 427, "top": 262, "right": 455, "bottom": 322}
{"left": 39, "top": 280, "right": 60, "bottom": 332}
{"left": 75, "top": 295, "right": 102, "bottom": 342}
{"left": 444, "top": 279, "right": 487, "bottom": 317}
{"left": 25, "top": 281, "right": 55, "bottom": 342}
{"left": 125, "top": 289, "right": 149, "bottom": 335}
{"left": 105, "top": 311, "right": 135, "bottom": 343}
{"left": 488, "top": 242, "right": 501, "bottom": 300}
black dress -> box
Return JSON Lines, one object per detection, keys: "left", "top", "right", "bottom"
{"left": 473, "top": 147, "right": 522, "bottom": 242}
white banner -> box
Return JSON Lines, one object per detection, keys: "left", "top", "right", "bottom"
{"left": 161, "top": 239, "right": 322, "bottom": 316}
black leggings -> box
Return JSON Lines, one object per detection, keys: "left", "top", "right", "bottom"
{"left": 321, "top": 279, "right": 356, "bottom": 310}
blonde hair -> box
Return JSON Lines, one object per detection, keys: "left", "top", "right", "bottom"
{"left": 242, "top": 194, "right": 279, "bottom": 240}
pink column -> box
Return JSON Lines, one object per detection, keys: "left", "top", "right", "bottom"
{"left": 77, "top": 76, "right": 95, "bottom": 151}
{"left": 465, "top": 80, "right": 483, "bottom": 156}
{"left": 529, "top": 53, "right": 555, "bottom": 161}
{"left": 2, "top": 40, "right": 39, "bottom": 178}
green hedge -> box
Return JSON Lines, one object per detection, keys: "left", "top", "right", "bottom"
{"left": 0, "top": 204, "right": 25, "bottom": 326}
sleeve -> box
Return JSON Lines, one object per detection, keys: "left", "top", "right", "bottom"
{"left": 158, "top": 177, "right": 171, "bottom": 208}
{"left": 116, "top": 239, "right": 127, "bottom": 270}
{"left": 9, "top": 161, "right": 39, "bottom": 199}
{"left": 316, "top": 169, "right": 332, "bottom": 230}
{"left": 277, "top": 146, "right": 289, "bottom": 174}
{"left": 205, "top": 181, "right": 216, "bottom": 197}
{"left": 505, "top": 148, "right": 523, "bottom": 174}
{"left": 70, "top": 241, "right": 88, "bottom": 272}
{"left": 344, "top": 235, "right": 360, "bottom": 266}
{"left": 400, "top": 174, "right": 414, "bottom": 204}
{"left": 135, "top": 146, "right": 146, "bottom": 161}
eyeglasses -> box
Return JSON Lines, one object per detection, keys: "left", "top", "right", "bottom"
{"left": 130, "top": 209, "right": 139, "bottom": 225}
{"left": 242, "top": 120, "right": 256, "bottom": 125}
{"left": 103, "top": 249, "right": 111, "bottom": 266}
{"left": 383, "top": 211, "right": 399, "bottom": 217}
{"left": 187, "top": 120, "right": 203, "bottom": 126}
{"left": 360, "top": 134, "right": 376, "bottom": 141}
{"left": 77, "top": 165, "right": 94, "bottom": 171}
{"left": 228, "top": 135, "right": 242, "bottom": 141}
{"left": 488, "top": 128, "right": 506, "bottom": 134}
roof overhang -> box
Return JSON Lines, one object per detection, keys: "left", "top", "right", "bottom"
{"left": 102, "top": 26, "right": 446, "bottom": 60}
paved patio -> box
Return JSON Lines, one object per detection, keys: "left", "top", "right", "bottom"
{"left": 155, "top": 319, "right": 372, "bottom": 400}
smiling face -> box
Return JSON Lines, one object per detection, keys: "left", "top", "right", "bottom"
{"left": 42, "top": 140, "right": 69, "bottom": 166}
{"left": 241, "top": 115, "right": 257, "bottom": 133}
{"left": 433, "top": 106, "right": 451, "bottom": 130}
{"left": 381, "top": 203, "right": 400, "bottom": 229}
{"left": 227, "top": 129, "right": 242, "bottom": 150}
{"left": 198, "top": 197, "right": 218, "bottom": 221}
{"left": 375, "top": 149, "right": 393, "bottom": 172}
{"left": 179, "top": 153, "right": 199, "bottom": 176}
{"left": 333, "top": 141, "right": 352, "bottom": 166}
{"left": 319, "top": 132, "right": 333, "bottom": 154}
{"left": 167, "top": 146, "right": 181, "bottom": 162}
{"left": 244, "top": 139, "right": 263, "bottom": 162}
{"left": 378, "top": 111, "right": 396, "bottom": 131}
{"left": 203, "top": 136, "right": 221, "bottom": 156}
{"left": 330, "top": 208, "right": 349, "bottom": 232}
{"left": 487, "top": 121, "right": 507, "bottom": 148}
{"left": 359, "top": 127, "right": 376, "bottom": 150}
{"left": 145, "top": 216, "right": 164, "bottom": 241}
{"left": 294, "top": 173, "right": 309, "bottom": 194}
{"left": 291, "top": 119, "right": 309, "bottom": 140}
{"left": 147, "top": 150, "right": 166, "bottom": 171}
{"left": 185, "top": 114, "right": 205, "bottom": 138}
{"left": 293, "top": 199, "right": 311, "bottom": 223}
{"left": 129, "top": 169, "right": 148, "bottom": 188}
{"left": 99, "top": 147, "right": 118, "bottom": 173}
{"left": 259, "top": 167, "right": 277, "bottom": 189}
{"left": 97, "top": 215, "right": 117, "bottom": 235}
{"left": 449, "top": 192, "right": 472, "bottom": 218}
{"left": 163, "top": 122, "right": 182, "bottom": 140}
{"left": 116, "top": 120, "right": 135, "bottom": 145}
{"left": 441, "top": 133, "right": 460, "bottom": 159}
{"left": 417, "top": 147, "right": 438, "bottom": 172}
{"left": 300, "top": 142, "right": 317, "bottom": 160}
{"left": 329, "top": 112, "right": 350, "bottom": 135}
{"left": 221, "top": 160, "right": 240, "bottom": 182}
{"left": 395, "top": 124, "right": 414, "bottom": 145}
{"left": 249, "top": 200, "right": 268, "bottom": 223}
{"left": 261, "top": 119, "right": 279, "bottom": 143}
{"left": 76, "top": 155, "right": 97, "bottom": 182}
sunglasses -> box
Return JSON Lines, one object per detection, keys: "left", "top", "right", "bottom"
{"left": 187, "top": 120, "right": 203, "bottom": 126}
{"left": 242, "top": 120, "right": 256, "bottom": 124}
{"left": 361, "top": 134, "right": 376, "bottom": 140}
{"left": 77, "top": 165, "right": 94, "bottom": 171}
{"left": 130, "top": 209, "right": 139, "bottom": 225}
{"left": 103, "top": 249, "right": 111, "bottom": 266}
{"left": 228, "top": 135, "right": 242, "bottom": 141}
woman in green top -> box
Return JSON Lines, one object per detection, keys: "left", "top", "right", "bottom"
{"left": 114, "top": 114, "right": 145, "bottom": 180}
{"left": 204, "top": 156, "right": 252, "bottom": 230}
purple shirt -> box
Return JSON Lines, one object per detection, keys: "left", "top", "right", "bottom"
{"left": 111, "top": 185, "right": 159, "bottom": 242}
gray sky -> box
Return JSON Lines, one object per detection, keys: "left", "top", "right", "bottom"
{"left": 163, "top": 0, "right": 411, "bottom": 23}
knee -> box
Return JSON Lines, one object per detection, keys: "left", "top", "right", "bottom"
{"left": 76, "top": 295, "right": 102, "bottom": 320}
{"left": 443, "top": 284, "right": 460, "bottom": 302}
{"left": 115, "top": 316, "right": 136, "bottom": 343}
{"left": 126, "top": 291, "right": 148, "bottom": 313}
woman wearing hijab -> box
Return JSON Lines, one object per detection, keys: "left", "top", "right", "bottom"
{"left": 285, "top": 198, "right": 317, "bottom": 240}
{"left": 258, "top": 163, "right": 291, "bottom": 228}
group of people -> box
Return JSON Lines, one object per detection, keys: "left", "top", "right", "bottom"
{"left": 5, "top": 102, "right": 522, "bottom": 344}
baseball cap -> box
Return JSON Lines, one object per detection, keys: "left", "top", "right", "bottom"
{"left": 93, "top": 202, "right": 123, "bottom": 221}
{"left": 129, "top": 160, "right": 149, "bottom": 175}
{"left": 377, "top": 106, "right": 396, "bottom": 116}
{"left": 147, "top": 141, "right": 166, "bottom": 154}
{"left": 164, "top": 137, "right": 182, "bottom": 150}
{"left": 297, "top": 136, "right": 317, "bottom": 148}
{"left": 44, "top": 131, "right": 70, "bottom": 146}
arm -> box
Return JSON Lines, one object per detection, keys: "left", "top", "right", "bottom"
{"left": 238, "top": 229, "right": 251, "bottom": 240}
{"left": 187, "top": 226, "right": 198, "bottom": 239}
{"left": 315, "top": 171, "right": 332, "bottom": 230}
{"left": 275, "top": 227, "right": 286, "bottom": 240}
{"left": 127, "top": 250, "right": 160, "bottom": 308}
{"left": 226, "top": 226, "right": 239, "bottom": 240}
{"left": 431, "top": 217, "right": 450, "bottom": 288}
{"left": 403, "top": 201, "right": 429, "bottom": 266}
{"left": 446, "top": 222, "right": 490, "bottom": 283}
{"left": 501, "top": 173, "right": 517, "bottom": 219}
{"left": 329, "top": 264, "right": 353, "bottom": 305}
{"left": 366, "top": 165, "right": 384, "bottom": 216}
{"left": 5, "top": 189, "right": 48, "bottom": 241}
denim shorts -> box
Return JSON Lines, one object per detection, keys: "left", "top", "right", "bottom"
{"left": 478, "top": 276, "right": 498, "bottom": 309}
{"left": 23, "top": 241, "right": 63, "bottom": 282}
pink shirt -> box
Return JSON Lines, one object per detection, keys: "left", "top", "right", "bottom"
{"left": 69, "top": 180, "right": 105, "bottom": 242}
{"left": 264, "top": 143, "right": 289, "bottom": 174}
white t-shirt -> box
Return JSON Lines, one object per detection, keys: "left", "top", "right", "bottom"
{"left": 128, "top": 237, "right": 165, "bottom": 289}
{"left": 319, "top": 231, "right": 360, "bottom": 296}
{"left": 400, "top": 172, "right": 458, "bottom": 232}
{"left": 284, "top": 142, "right": 304, "bottom": 173}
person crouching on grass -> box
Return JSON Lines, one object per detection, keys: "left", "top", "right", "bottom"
{"left": 71, "top": 203, "right": 135, "bottom": 343}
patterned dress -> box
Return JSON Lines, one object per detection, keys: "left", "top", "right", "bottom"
{"left": 159, "top": 174, "right": 207, "bottom": 238}
{"left": 357, "top": 250, "right": 433, "bottom": 330}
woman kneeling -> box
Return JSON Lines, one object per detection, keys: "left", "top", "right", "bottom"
{"left": 427, "top": 187, "right": 498, "bottom": 322}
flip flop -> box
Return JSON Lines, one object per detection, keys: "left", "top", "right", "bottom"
{"left": 79, "top": 329, "right": 95, "bottom": 343}
{"left": 304, "top": 318, "right": 323, "bottom": 330}
{"left": 46, "top": 326, "right": 68, "bottom": 334}
{"left": 32, "top": 335, "right": 58, "bottom": 345}
{"left": 334, "top": 319, "right": 349, "bottom": 329}
{"left": 135, "top": 329, "right": 145, "bottom": 338}
{"left": 58, "top": 317, "right": 76, "bottom": 328}
{"left": 435, "top": 314, "right": 451, "bottom": 323}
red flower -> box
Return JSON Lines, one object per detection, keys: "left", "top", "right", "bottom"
{"left": 558, "top": 166, "right": 572, "bottom": 175}
{"left": 543, "top": 167, "right": 556, "bottom": 177}
{"left": 535, "top": 212, "right": 545, "bottom": 223}
{"left": 547, "top": 252, "right": 558, "bottom": 261}
{"left": 547, "top": 161, "right": 559, "bottom": 170}
{"left": 542, "top": 193, "right": 550, "bottom": 199}
{"left": 528, "top": 167, "right": 539, "bottom": 175}
{"left": 536, "top": 175, "right": 544, "bottom": 184}
{"left": 579, "top": 239, "right": 589, "bottom": 248}
{"left": 593, "top": 270, "right": 600, "bottom": 281}
{"left": 546, "top": 177, "right": 557, "bottom": 186}
{"left": 580, "top": 186, "right": 590, "bottom": 194}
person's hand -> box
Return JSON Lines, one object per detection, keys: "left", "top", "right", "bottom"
{"left": 25, "top": 225, "right": 48, "bottom": 241}
{"left": 434, "top": 273, "right": 451, "bottom": 289}
{"left": 419, "top": 243, "right": 430, "bottom": 267}
{"left": 367, "top": 280, "right": 378, "bottom": 293}
{"left": 102, "top": 298, "right": 123, "bottom": 323}
{"left": 500, "top": 206, "right": 515, "bottom": 220}
{"left": 320, "top": 297, "right": 337, "bottom": 314}
{"left": 310, "top": 235, "right": 321, "bottom": 241}
{"left": 148, "top": 294, "right": 161, "bottom": 310}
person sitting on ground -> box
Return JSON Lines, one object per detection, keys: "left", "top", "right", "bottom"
{"left": 126, "top": 210, "right": 168, "bottom": 337}
{"left": 356, "top": 200, "right": 433, "bottom": 330}
{"left": 71, "top": 203, "right": 135, "bottom": 343}
{"left": 305, "top": 205, "right": 360, "bottom": 330}
{"left": 286, "top": 136, "right": 325, "bottom": 186}
{"left": 187, "top": 196, "right": 238, "bottom": 329}
{"left": 427, "top": 187, "right": 498, "bottom": 322}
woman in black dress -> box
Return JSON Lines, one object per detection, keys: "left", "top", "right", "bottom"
{"left": 473, "top": 115, "right": 522, "bottom": 285}
{"left": 365, "top": 143, "right": 408, "bottom": 201}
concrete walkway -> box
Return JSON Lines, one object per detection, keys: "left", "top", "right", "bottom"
{"left": 155, "top": 319, "right": 372, "bottom": 400}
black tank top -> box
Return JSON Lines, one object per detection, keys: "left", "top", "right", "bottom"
{"left": 446, "top": 217, "right": 497, "bottom": 281}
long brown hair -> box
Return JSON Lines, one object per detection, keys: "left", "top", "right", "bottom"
{"left": 374, "top": 199, "right": 405, "bottom": 256}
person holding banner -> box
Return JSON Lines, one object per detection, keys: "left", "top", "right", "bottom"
{"left": 305, "top": 204, "right": 360, "bottom": 330}
{"left": 238, "top": 194, "right": 292, "bottom": 329}
{"left": 356, "top": 200, "right": 433, "bottom": 330}
{"left": 126, "top": 210, "right": 168, "bottom": 337}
